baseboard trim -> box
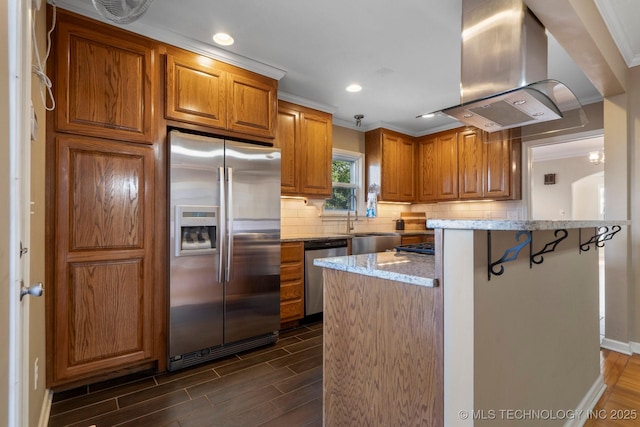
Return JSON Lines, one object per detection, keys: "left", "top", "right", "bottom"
{"left": 37, "top": 389, "right": 53, "bottom": 427}
{"left": 629, "top": 341, "right": 640, "bottom": 354}
{"left": 563, "top": 375, "right": 606, "bottom": 427}
{"left": 601, "top": 338, "right": 633, "bottom": 355}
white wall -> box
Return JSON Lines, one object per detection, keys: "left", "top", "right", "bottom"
{"left": 531, "top": 155, "right": 604, "bottom": 220}
{"left": 572, "top": 172, "right": 604, "bottom": 220}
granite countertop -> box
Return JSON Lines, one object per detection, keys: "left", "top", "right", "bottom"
{"left": 427, "top": 219, "right": 630, "bottom": 231}
{"left": 313, "top": 251, "right": 438, "bottom": 287}
{"left": 281, "top": 229, "right": 433, "bottom": 242}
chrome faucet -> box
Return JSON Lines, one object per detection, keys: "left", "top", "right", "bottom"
{"left": 346, "top": 194, "right": 358, "bottom": 233}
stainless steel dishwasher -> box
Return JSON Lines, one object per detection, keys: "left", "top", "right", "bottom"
{"left": 304, "top": 239, "right": 348, "bottom": 316}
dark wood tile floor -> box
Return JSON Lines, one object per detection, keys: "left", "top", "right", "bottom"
{"left": 48, "top": 322, "right": 323, "bottom": 427}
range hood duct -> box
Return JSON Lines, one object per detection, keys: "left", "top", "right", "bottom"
{"left": 436, "top": 0, "right": 587, "bottom": 134}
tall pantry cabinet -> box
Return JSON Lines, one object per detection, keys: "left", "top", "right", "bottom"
{"left": 46, "top": 9, "right": 162, "bottom": 388}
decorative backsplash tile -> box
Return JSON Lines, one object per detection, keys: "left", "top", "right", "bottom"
{"left": 280, "top": 198, "right": 525, "bottom": 235}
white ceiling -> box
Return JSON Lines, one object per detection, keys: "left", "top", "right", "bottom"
{"left": 532, "top": 136, "right": 604, "bottom": 162}
{"left": 53, "top": 0, "right": 638, "bottom": 137}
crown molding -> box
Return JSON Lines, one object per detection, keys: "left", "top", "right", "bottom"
{"left": 277, "top": 91, "right": 337, "bottom": 114}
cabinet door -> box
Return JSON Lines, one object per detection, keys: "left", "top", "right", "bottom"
{"left": 417, "top": 136, "right": 437, "bottom": 203}
{"left": 165, "top": 52, "right": 226, "bottom": 129}
{"left": 298, "top": 112, "right": 333, "bottom": 197}
{"left": 458, "top": 129, "right": 484, "bottom": 199}
{"left": 49, "top": 135, "right": 155, "bottom": 386}
{"left": 484, "top": 130, "right": 511, "bottom": 199}
{"left": 278, "top": 107, "right": 300, "bottom": 195}
{"left": 435, "top": 132, "right": 458, "bottom": 200}
{"left": 397, "top": 139, "right": 415, "bottom": 201}
{"left": 55, "top": 17, "right": 155, "bottom": 143}
{"left": 381, "top": 133, "right": 402, "bottom": 200}
{"left": 227, "top": 71, "right": 277, "bottom": 138}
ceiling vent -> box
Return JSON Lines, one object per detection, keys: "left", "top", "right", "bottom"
{"left": 437, "top": 0, "right": 587, "bottom": 134}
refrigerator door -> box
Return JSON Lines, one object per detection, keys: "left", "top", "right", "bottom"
{"left": 168, "top": 131, "right": 225, "bottom": 358}
{"left": 223, "top": 140, "right": 281, "bottom": 344}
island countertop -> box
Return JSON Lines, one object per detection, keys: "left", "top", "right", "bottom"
{"left": 313, "top": 251, "right": 437, "bottom": 287}
{"left": 427, "top": 219, "right": 630, "bottom": 230}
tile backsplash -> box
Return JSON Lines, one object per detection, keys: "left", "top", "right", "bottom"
{"left": 280, "top": 197, "right": 525, "bottom": 235}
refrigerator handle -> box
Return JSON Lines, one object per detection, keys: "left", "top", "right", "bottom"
{"left": 226, "top": 167, "right": 234, "bottom": 282}
{"left": 218, "top": 166, "right": 226, "bottom": 284}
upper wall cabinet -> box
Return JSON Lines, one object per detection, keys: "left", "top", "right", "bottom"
{"left": 277, "top": 101, "right": 333, "bottom": 197}
{"left": 165, "top": 48, "right": 278, "bottom": 139}
{"left": 53, "top": 13, "right": 156, "bottom": 144}
{"left": 415, "top": 127, "right": 521, "bottom": 203}
{"left": 365, "top": 128, "right": 415, "bottom": 202}
{"left": 165, "top": 52, "right": 226, "bottom": 129}
{"left": 483, "top": 128, "right": 522, "bottom": 200}
{"left": 457, "top": 128, "right": 484, "bottom": 200}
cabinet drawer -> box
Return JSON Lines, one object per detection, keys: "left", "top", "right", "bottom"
{"left": 281, "top": 263, "right": 303, "bottom": 282}
{"left": 282, "top": 241, "right": 304, "bottom": 262}
{"left": 281, "top": 281, "right": 303, "bottom": 302}
{"left": 401, "top": 235, "right": 424, "bottom": 245}
{"left": 401, "top": 234, "right": 434, "bottom": 245}
{"left": 281, "top": 299, "right": 304, "bottom": 322}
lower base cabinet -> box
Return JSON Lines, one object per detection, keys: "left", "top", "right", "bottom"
{"left": 47, "top": 134, "right": 159, "bottom": 388}
{"left": 401, "top": 234, "right": 435, "bottom": 245}
{"left": 280, "top": 241, "right": 305, "bottom": 324}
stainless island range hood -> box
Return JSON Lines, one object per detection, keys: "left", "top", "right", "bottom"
{"left": 434, "top": 0, "right": 587, "bottom": 134}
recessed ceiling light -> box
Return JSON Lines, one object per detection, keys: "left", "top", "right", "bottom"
{"left": 421, "top": 113, "right": 435, "bottom": 118}
{"left": 213, "top": 32, "right": 234, "bottom": 46}
{"left": 346, "top": 84, "right": 362, "bottom": 93}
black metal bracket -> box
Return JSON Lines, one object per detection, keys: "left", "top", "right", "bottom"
{"left": 531, "top": 229, "right": 568, "bottom": 266}
{"left": 579, "top": 225, "right": 622, "bottom": 252}
{"left": 487, "top": 225, "right": 624, "bottom": 280}
{"left": 488, "top": 230, "right": 531, "bottom": 280}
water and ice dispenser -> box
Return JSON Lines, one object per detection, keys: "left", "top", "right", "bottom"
{"left": 175, "top": 205, "right": 219, "bottom": 257}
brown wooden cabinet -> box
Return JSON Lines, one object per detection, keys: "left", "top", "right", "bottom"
{"left": 416, "top": 135, "right": 437, "bottom": 203}
{"left": 47, "top": 9, "right": 163, "bottom": 388}
{"left": 484, "top": 129, "right": 522, "bottom": 200}
{"left": 165, "top": 48, "right": 277, "bottom": 139}
{"left": 415, "top": 127, "right": 521, "bottom": 202}
{"left": 165, "top": 51, "right": 226, "bottom": 129}
{"left": 365, "top": 128, "right": 415, "bottom": 202}
{"left": 434, "top": 131, "right": 459, "bottom": 201}
{"left": 53, "top": 12, "right": 156, "bottom": 144}
{"left": 278, "top": 101, "right": 333, "bottom": 197}
{"left": 400, "top": 234, "right": 434, "bottom": 245}
{"left": 47, "top": 134, "right": 156, "bottom": 387}
{"left": 280, "top": 241, "right": 305, "bottom": 324}
{"left": 457, "top": 128, "right": 484, "bottom": 200}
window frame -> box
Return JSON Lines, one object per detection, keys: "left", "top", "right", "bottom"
{"left": 323, "top": 148, "right": 364, "bottom": 216}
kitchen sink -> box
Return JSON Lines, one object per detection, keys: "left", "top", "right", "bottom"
{"left": 350, "top": 233, "right": 401, "bottom": 255}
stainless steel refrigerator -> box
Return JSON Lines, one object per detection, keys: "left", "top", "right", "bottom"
{"left": 168, "top": 130, "right": 281, "bottom": 371}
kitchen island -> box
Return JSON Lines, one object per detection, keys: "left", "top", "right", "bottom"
{"left": 315, "top": 220, "right": 628, "bottom": 426}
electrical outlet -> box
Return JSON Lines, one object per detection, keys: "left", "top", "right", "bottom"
{"left": 34, "top": 358, "right": 39, "bottom": 390}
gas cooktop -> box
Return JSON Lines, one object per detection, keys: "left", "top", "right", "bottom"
{"left": 394, "top": 242, "right": 435, "bottom": 255}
